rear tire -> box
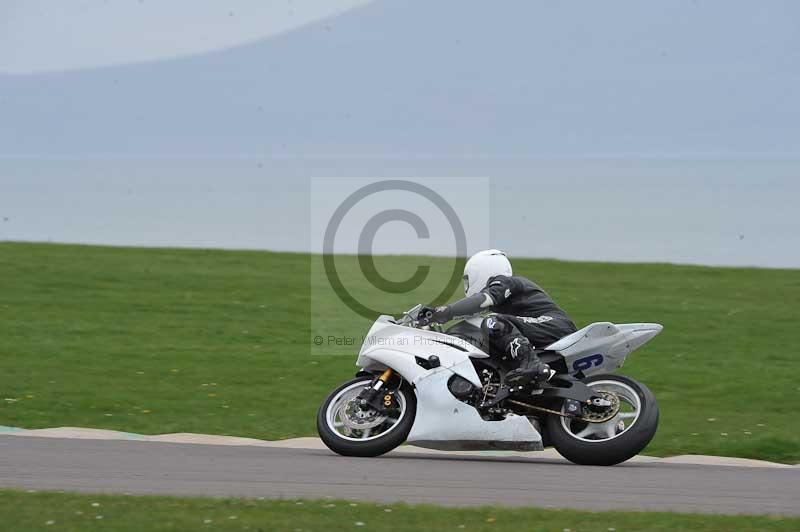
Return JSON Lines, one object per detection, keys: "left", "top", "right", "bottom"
{"left": 546, "top": 374, "right": 659, "bottom": 466}
{"left": 317, "top": 376, "right": 416, "bottom": 457}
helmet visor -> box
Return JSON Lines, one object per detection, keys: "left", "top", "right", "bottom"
{"left": 463, "top": 274, "right": 470, "bottom": 294}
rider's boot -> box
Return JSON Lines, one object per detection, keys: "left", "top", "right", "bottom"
{"left": 505, "top": 337, "right": 554, "bottom": 388}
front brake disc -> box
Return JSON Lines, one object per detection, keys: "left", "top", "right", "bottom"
{"left": 339, "top": 399, "right": 388, "bottom": 430}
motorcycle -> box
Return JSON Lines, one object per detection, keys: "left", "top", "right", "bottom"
{"left": 317, "top": 304, "right": 662, "bottom": 466}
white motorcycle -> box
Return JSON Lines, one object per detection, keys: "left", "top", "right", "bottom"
{"left": 317, "top": 305, "right": 662, "bottom": 466}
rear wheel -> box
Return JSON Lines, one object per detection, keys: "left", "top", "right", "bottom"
{"left": 317, "top": 376, "right": 416, "bottom": 457}
{"left": 546, "top": 374, "right": 658, "bottom": 466}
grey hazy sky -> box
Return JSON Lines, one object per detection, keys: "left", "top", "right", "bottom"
{"left": 1, "top": 2, "right": 798, "bottom": 267}
{"left": 0, "top": 0, "right": 371, "bottom": 74}
{"left": 2, "top": 0, "right": 799, "bottom": 157}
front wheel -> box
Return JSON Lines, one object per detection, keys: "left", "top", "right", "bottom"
{"left": 546, "top": 374, "right": 659, "bottom": 466}
{"left": 317, "top": 376, "right": 416, "bottom": 457}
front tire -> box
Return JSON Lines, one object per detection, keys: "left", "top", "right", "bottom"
{"left": 317, "top": 376, "right": 416, "bottom": 457}
{"left": 546, "top": 374, "right": 659, "bottom": 466}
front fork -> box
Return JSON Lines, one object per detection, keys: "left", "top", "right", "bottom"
{"left": 357, "top": 368, "right": 395, "bottom": 412}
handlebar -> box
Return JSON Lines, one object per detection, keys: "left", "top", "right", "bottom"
{"left": 398, "top": 304, "right": 438, "bottom": 330}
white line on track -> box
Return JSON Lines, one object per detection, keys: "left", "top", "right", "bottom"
{"left": 2, "top": 425, "right": 796, "bottom": 469}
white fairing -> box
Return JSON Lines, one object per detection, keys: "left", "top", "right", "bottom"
{"left": 545, "top": 322, "right": 663, "bottom": 375}
{"left": 357, "top": 316, "right": 543, "bottom": 451}
{"left": 407, "top": 365, "right": 542, "bottom": 451}
{"left": 357, "top": 316, "right": 489, "bottom": 387}
{"left": 355, "top": 315, "right": 661, "bottom": 452}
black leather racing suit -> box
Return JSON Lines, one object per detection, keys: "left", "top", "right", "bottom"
{"left": 434, "top": 275, "right": 577, "bottom": 372}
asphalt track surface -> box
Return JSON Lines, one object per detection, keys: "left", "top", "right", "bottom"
{"left": 1, "top": 436, "right": 798, "bottom": 516}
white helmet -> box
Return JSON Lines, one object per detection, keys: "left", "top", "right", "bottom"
{"left": 463, "top": 249, "right": 512, "bottom": 297}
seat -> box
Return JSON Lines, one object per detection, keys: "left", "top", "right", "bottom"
{"left": 544, "top": 322, "right": 620, "bottom": 352}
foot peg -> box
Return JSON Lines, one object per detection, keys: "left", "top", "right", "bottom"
{"left": 530, "top": 365, "right": 555, "bottom": 383}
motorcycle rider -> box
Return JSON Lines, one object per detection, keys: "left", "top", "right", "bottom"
{"left": 420, "top": 249, "right": 577, "bottom": 387}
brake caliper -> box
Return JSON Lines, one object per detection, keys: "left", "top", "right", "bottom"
{"left": 382, "top": 393, "right": 396, "bottom": 409}
{"left": 356, "top": 368, "right": 397, "bottom": 413}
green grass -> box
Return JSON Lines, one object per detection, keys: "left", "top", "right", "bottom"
{"left": 0, "top": 242, "right": 798, "bottom": 462}
{"left": 1, "top": 490, "right": 797, "bottom": 532}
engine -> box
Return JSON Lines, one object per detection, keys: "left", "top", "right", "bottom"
{"left": 447, "top": 370, "right": 511, "bottom": 420}
{"left": 447, "top": 374, "right": 476, "bottom": 400}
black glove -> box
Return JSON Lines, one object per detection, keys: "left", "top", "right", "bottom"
{"left": 416, "top": 305, "right": 452, "bottom": 326}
